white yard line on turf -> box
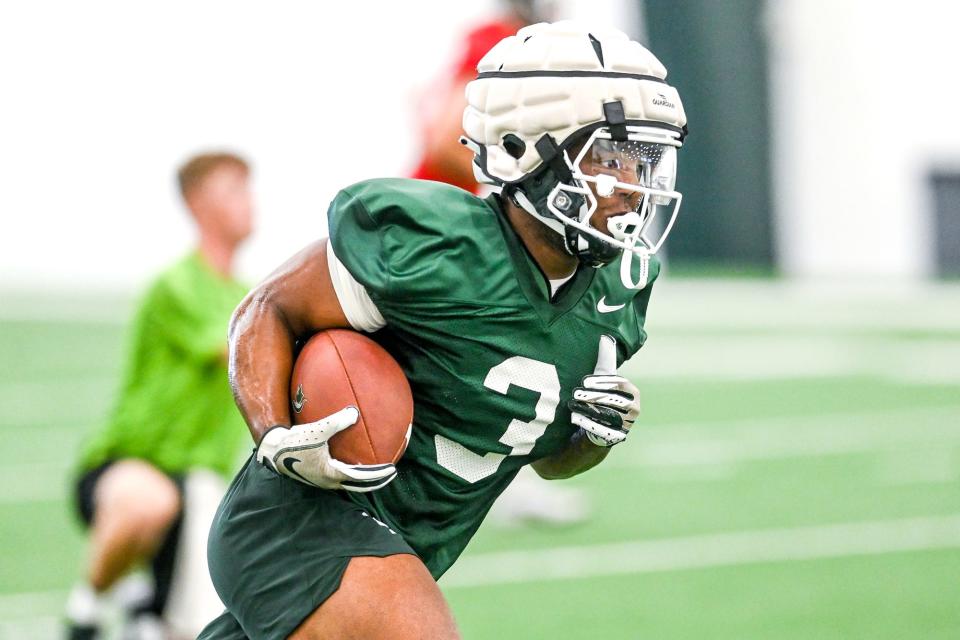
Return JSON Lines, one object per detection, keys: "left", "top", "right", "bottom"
{"left": 441, "top": 514, "right": 960, "bottom": 589}
{"left": 647, "top": 280, "right": 960, "bottom": 333}
{"left": 3, "top": 515, "right": 960, "bottom": 620}
{"left": 622, "top": 334, "right": 960, "bottom": 383}
{"left": 0, "top": 616, "right": 60, "bottom": 640}
{"left": 0, "top": 591, "right": 66, "bottom": 619}
{"left": 874, "top": 448, "right": 960, "bottom": 486}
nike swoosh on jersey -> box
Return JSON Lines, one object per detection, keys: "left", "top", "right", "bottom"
{"left": 597, "top": 296, "right": 626, "bottom": 313}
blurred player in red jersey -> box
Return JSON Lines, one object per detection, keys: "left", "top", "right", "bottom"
{"left": 411, "top": 0, "right": 589, "bottom": 527}
{"left": 412, "top": 1, "right": 542, "bottom": 194}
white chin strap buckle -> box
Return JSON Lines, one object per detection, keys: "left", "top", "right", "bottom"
{"left": 595, "top": 173, "right": 618, "bottom": 197}
{"left": 607, "top": 212, "right": 643, "bottom": 242}
{"left": 607, "top": 211, "right": 650, "bottom": 291}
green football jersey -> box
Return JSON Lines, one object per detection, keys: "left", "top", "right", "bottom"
{"left": 328, "top": 178, "right": 660, "bottom": 578}
{"left": 78, "top": 252, "right": 249, "bottom": 478}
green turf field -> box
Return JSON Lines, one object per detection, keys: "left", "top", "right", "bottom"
{"left": 1, "top": 281, "right": 958, "bottom": 639}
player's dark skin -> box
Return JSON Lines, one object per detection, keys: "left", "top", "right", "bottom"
{"left": 227, "top": 156, "right": 640, "bottom": 639}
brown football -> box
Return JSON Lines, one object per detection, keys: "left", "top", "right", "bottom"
{"left": 289, "top": 329, "right": 413, "bottom": 465}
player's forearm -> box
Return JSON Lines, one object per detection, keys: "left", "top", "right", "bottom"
{"left": 228, "top": 293, "right": 296, "bottom": 445}
{"left": 530, "top": 430, "right": 610, "bottom": 480}
{"left": 227, "top": 241, "right": 356, "bottom": 446}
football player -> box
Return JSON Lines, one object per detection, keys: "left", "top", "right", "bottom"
{"left": 199, "top": 21, "right": 686, "bottom": 640}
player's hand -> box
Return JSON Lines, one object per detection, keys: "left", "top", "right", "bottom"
{"left": 568, "top": 335, "right": 641, "bottom": 447}
{"left": 568, "top": 374, "right": 640, "bottom": 446}
{"left": 256, "top": 407, "right": 397, "bottom": 492}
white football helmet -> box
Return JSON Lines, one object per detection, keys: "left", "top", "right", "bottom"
{"left": 461, "top": 21, "right": 687, "bottom": 285}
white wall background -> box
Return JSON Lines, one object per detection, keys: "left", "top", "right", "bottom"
{"left": 0, "top": 0, "right": 632, "bottom": 293}
{"left": 12, "top": 1, "right": 949, "bottom": 288}
{"left": 766, "top": 0, "right": 960, "bottom": 279}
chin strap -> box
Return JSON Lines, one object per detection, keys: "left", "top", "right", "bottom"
{"left": 620, "top": 240, "right": 651, "bottom": 290}
{"left": 515, "top": 184, "right": 652, "bottom": 285}
{"left": 570, "top": 225, "right": 620, "bottom": 268}
{"left": 511, "top": 189, "right": 567, "bottom": 236}
{"left": 534, "top": 134, "right": 575, "bottom": 183}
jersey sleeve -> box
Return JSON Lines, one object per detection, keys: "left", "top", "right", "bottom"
{"left": 326, "top": 178, "right": 490, "bottom": 306}
{"left": 326, "top": 179, "right": 440, "bottom": 302}
{"left": 326, "top": 239, "right": 386, "bottom": 332}
{"left": 326, "top": 186, "right": 390, "bottom": 299}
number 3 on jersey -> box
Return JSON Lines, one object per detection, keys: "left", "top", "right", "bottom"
{"left": 434, "top": 336, "right": 615, "bottom": 483}
{"left": 434, "top": 356, "right": 560, "bottom": 482}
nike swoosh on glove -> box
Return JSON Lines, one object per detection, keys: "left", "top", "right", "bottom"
{"left": 256, "top": 407, "right": 397, "bottom": 492}
{"left": 568, "top": 335, "right": 641, "bottom": 447}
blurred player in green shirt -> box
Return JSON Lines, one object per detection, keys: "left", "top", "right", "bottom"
{"left": 65, "top": 152, "right": 253, "bottom": 640}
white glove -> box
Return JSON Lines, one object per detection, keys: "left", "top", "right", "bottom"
{"left": 568, "top": 335, "right": 641, "bottom": 447}
{"left": 256, "top": 407, "right": 397, "bottom": 492}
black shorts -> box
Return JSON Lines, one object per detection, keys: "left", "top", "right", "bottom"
{"left": 200, "top": 456, "right": 416, "bottom": 640}
{"left": 74, "top": 459, "right": 187, "bottom": 526}
{"left": 73, "top": 459, "right": 187, "bottom": 615}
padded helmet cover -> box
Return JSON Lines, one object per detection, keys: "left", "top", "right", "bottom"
{"left": 463, "top": 21, "right": 687, "bottom": 185}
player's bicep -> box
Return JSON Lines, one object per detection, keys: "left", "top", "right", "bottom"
{"left": 246, "top": 239, "right": 382, "bottom": 339}
{"left": 246, "top": 240, "right": 349, "bottom": 337}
